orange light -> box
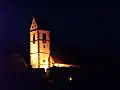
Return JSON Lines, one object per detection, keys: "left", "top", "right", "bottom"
{"left": 54, "top": 63, "right": 72, "bottom": 67}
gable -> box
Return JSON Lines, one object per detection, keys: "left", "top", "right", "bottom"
{"left": 30, "top": 17, "right": 38, "bottom": 30}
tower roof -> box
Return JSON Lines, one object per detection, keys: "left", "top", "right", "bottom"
{"left": 30, "top": 16, "right": 38, "bottom": 30}
{"left": 30, "top": 16, "right": 50, "bottom": 31}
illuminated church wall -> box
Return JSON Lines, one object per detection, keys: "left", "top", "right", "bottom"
{"left": 30, "top": 17, "right": 50, "bottom": 69}
{"left": 38, "top": 30, "right": 50, "bottom": 69}
{"left": 30, "top": 30, "right": 39, "bottom": 68}
{"left": 38, "top": 30, "right": 50, "bottom": 54}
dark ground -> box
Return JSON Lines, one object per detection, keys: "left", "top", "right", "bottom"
{"left": 0, "top": 44, "right": 119, "bottom": 90}
{"left": 2, "top": 67, "right": 81, "bottom": 90}
{"left": 1, "top": 64, "right": 118, "bottom": 90}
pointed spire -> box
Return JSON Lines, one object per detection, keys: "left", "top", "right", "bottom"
{"left": 30, "top": 16, "right": 38, "bottom": 30}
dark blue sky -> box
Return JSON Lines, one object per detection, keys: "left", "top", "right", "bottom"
{"left": 1, "top": 1, "right": 120, "bottom": 56}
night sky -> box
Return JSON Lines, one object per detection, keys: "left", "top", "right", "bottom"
{"left": 0, "top": 1, "right": 119, "bottom": 88}
{"left": 1, "top": 1, "right": 120, "bottom": 62}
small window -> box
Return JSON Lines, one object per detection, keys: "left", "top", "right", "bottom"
{"left": 43, "top": 45, "right": 45, "bottom": 48}
{"left": 43, "top": 60, "right": 45, "bottom": 62}
{"left": 33, "top": 34, "right": 35, "bottom": 44}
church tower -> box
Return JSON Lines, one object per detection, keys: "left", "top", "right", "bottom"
{"left": 30, "top": 17, "right": 50, "bottom": 69}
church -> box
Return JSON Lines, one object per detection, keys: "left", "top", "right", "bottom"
{"left": 30, "top": 17, "right": 79, "bottom": 71}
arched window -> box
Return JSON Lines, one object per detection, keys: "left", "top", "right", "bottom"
{"left": 33, "top": 34, "right": 35, "bottom": 44}
{"left": 43, "top": 33, "right": 46, "bottom": 43}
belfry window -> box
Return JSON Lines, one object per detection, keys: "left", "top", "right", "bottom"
{"left": 43, "top": 33, "right": 46, "bottom": 43}
{"left": 33, "top": 34, "right": 35, "bottom": 44}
